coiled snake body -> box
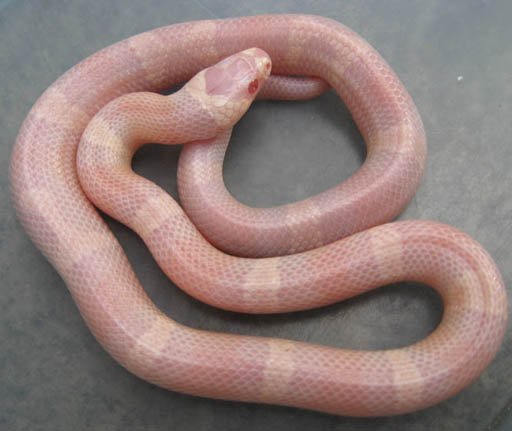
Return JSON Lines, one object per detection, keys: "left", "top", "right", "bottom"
{"left": 10, "top": 15, "right": 507, "bottom": 416}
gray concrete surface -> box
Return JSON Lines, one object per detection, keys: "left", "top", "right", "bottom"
{"left": 1, "top": 1, "right": 511, "bottom": 430}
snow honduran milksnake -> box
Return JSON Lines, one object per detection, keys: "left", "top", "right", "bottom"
{"left": 10, "top": 15, "right": 507, "bottom": 416}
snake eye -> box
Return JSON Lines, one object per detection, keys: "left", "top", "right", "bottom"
{"left": 248, "top": 79, "right": 259, "bottom": 94}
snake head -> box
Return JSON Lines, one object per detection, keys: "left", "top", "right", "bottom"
{"left": 184, "top": 48, "right": 272, "bottom": 129}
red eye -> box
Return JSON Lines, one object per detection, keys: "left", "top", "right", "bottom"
{"left": 248, "top": 79, "right": 259, "bottom": 94}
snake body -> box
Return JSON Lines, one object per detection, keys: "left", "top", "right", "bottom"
{"left": 10, "top": 15, "right": 507, "bottom": 417}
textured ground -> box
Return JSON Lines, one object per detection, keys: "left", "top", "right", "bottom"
{"left": 1, "top": 1, "right": 511, "bottom": 430}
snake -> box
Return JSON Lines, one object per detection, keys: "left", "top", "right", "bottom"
{"left": 9, "top": 15, "right": 507, "bottom": 417}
